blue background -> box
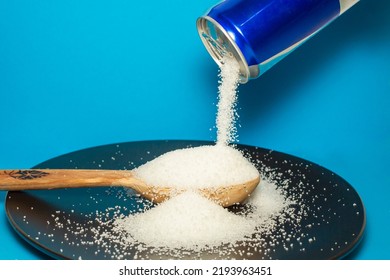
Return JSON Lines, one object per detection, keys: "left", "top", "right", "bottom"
{"left": 0, "top": 0, "right": 389, "bottom": 259}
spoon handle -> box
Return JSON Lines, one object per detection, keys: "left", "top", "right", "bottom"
{"left": 0, "top": 169, "right": 132, "bottom": 191}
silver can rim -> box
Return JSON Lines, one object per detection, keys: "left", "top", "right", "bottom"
{"left": 196, "top": 16, "right": 252, "bottom": 84}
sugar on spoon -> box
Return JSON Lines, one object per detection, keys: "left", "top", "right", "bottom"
{"left": 0, "top": 145, "right": 261, "bottom": 207}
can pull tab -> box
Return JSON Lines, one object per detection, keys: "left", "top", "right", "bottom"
{"left": 200, "top": 31, "right": 228, "bottom": 61}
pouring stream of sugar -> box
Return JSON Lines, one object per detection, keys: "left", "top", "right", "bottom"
{"left": 0, "top": 57, "right": 260, "bottom": 207}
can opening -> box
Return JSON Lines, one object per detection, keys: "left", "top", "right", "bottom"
{"left": 196, "top": 16, "right": 253, "bottom": 84}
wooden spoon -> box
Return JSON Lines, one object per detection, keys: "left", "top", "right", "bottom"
{"left": 0, "top": 169, "right": 260, "bottom": 207}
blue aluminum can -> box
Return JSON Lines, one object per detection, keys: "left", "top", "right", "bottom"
{"left": 197, "top": 0, "right": 359, "bottom": 83}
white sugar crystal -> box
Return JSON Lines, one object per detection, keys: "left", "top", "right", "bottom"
{"left": 134, "top": 145, "right": 259, "bottom": 190}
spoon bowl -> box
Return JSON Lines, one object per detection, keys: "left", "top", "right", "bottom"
{"left": 0, "top": 169, "right": 260, "bottom": 207}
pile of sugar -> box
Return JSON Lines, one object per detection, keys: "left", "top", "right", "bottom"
{"left": 97, "top": 177, "right": 297, "bottom": 259}
{"left": 114, "top": 191, "right": 256, "bottom": 249}
{"left": 133, "top": 145, "right": 259, "bottom": 190}
{"left": 215, "top": 56, "right": 240, "bottom": 145}
{"left": 115, "top": 180, "right": 290, "bottom": 252}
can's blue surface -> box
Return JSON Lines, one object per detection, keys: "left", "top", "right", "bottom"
{"left": 198, "top": 0, "right": 358, "bottom": 82}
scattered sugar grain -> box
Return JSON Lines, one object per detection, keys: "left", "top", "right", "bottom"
{"left": 247, "top": 180, "right": 291, "bottom": 218}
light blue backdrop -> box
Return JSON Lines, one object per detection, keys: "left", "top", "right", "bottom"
{"left": 0, "top": 0, "right": 389, "bottom": 259}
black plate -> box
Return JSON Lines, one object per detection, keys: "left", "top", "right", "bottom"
{"left": 5, "top": 140, "right": 365, "bottom": 259}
